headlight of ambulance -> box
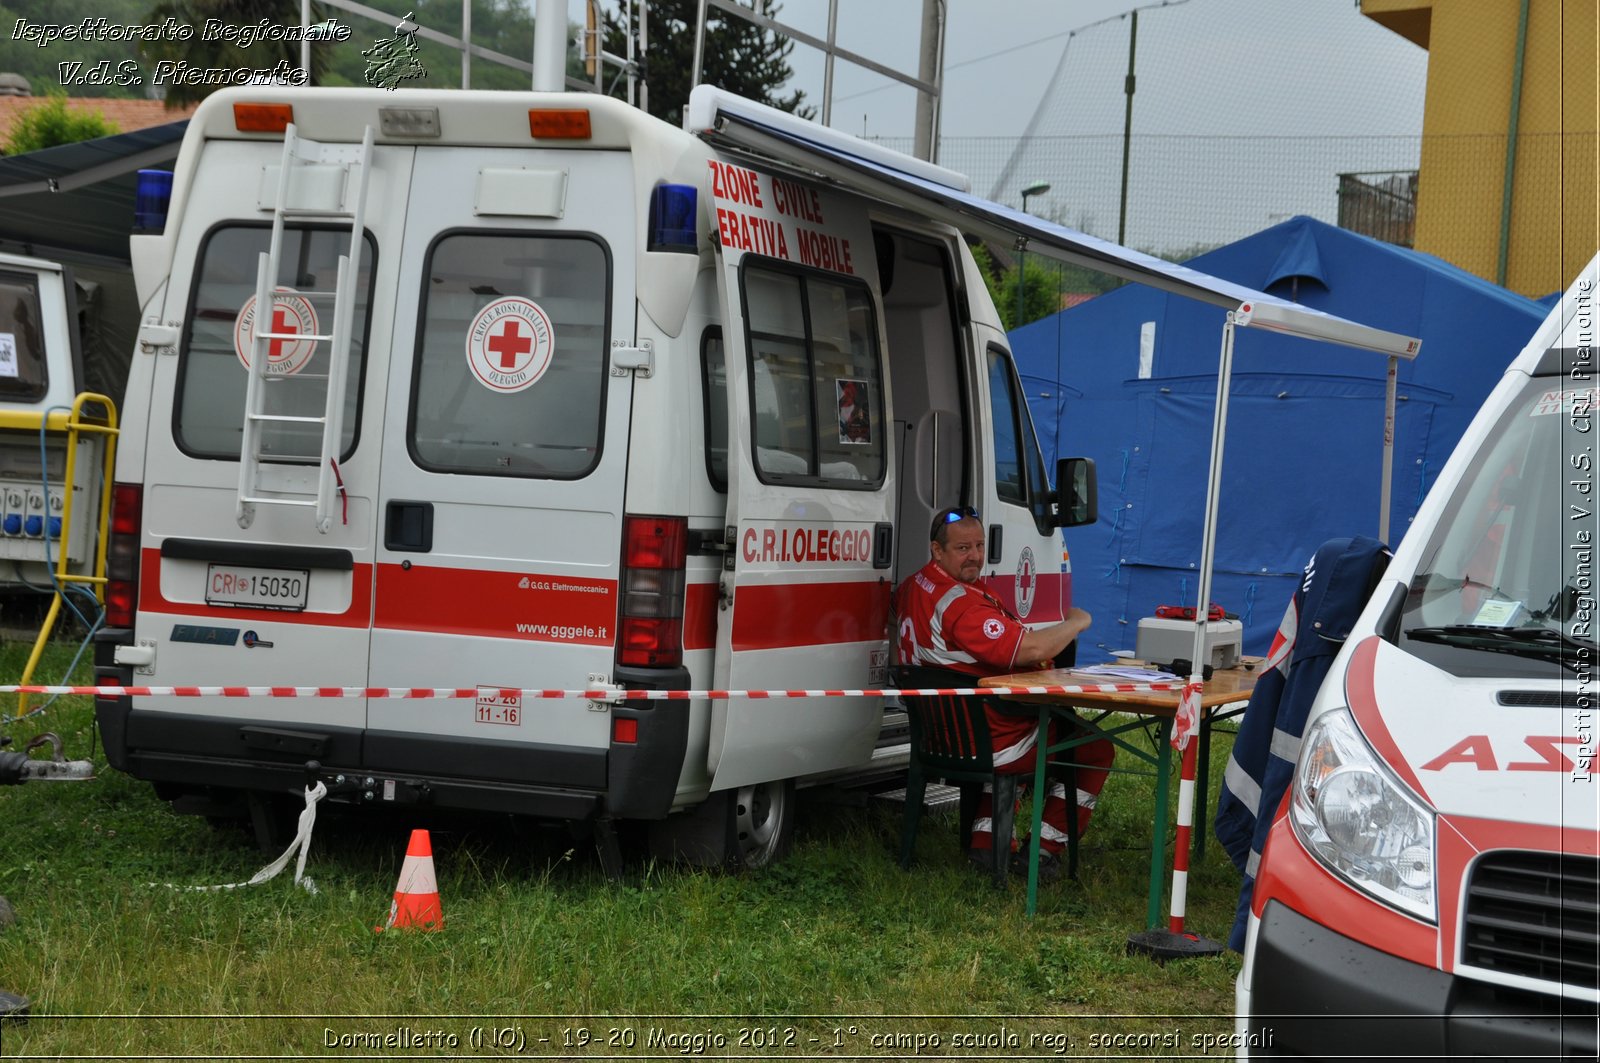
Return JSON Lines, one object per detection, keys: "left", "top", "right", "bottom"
{"left": 1289, "top": 708, "right": 1436, "bottom": 922}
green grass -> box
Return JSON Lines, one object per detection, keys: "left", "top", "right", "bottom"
{"left": 0, "top": 638, "right": 1249, "bottom": 1058}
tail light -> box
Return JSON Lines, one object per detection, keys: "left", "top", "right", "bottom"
{"left": 105, "top": 482, "right": 142, "bottom": 628}
{"left": 617, "top": 514, "right": 686, "bottom": 669}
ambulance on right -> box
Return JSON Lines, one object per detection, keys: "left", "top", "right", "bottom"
{"left": 1235, "top": 253, "right": 1599, "bottom": 1059}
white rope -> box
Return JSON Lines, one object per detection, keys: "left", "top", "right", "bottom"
{"left": 153, "top": 782, "right": 326, "bottom": 895}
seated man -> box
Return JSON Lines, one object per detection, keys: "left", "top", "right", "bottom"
{"left": 894, "top": 506, "right": 1114, "bottom": 881}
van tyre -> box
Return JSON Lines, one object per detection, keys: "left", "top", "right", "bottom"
{"left": 646, "top": 779, "right": 795, "bottom": 870}
{"left": 731, "top": 778, "right": 794, "bottom": 869}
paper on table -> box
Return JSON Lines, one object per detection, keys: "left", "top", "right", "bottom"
{"left": 1073, "top": 664, "right": 1182, "bottom": 682}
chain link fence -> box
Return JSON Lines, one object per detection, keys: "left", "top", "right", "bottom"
{"left": 866, "top": 0, "right": 1589, "bottom": 297}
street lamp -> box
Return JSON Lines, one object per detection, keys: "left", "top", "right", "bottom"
{"left": 1016, "top": 182, "right": 1051, "bottom": 328}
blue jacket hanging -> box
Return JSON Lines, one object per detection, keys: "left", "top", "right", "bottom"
{"left": 1214, "top": 535, "right": 1390, "bottom": 951}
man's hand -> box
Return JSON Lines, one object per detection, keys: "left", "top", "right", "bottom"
{"left": 1017, "top": 607, "right": 1093, "bottom": 669}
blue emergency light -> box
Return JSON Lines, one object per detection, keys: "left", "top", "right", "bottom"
{"left": 647, "top": 183, "right": 698, "bottom": 254}
{"left": 134, "top": 169, "right": 174, "bottom": 233}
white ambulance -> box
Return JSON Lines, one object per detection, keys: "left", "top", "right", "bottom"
{"left": 95, "top": 82, "right": 1401, "bottom": 868}
{"left": 1234, "top": 255, "right": 1599, "bottom": 1056}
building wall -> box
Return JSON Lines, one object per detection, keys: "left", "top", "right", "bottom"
{"left": 1363, "top": 0, "right": 1597, "bottom": 296}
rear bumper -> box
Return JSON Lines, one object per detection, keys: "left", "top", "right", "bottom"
{"left": 95, "top": 631, "right": 691, "bottom": 821}
{"left": 1242, "top": 900, "right": 1598, "bottom": 1059}
{"left": 98, "top": 697, "right": 609, "bottom": 819}
{"left": 96, "top": 696, "right": 690, "bottom": 824}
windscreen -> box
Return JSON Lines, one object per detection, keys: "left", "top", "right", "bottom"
{"left": 1400, "top": 355, "right": 1597, "bottom": 678}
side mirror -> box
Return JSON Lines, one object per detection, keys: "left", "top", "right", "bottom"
{"left": 1053, "top": 456, "right": 1098, "bottom": 528}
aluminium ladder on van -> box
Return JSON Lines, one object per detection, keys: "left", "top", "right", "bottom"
{"left": 235, "top": 123, "right": 374, "bottom": 533}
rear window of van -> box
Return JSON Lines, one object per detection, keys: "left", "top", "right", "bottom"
{"left": 176, "top": 224, "right": 376, "bottom": 461}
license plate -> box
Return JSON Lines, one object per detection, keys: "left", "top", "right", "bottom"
{"left": 204, "top": 564, "right": 309, "bottom": 611}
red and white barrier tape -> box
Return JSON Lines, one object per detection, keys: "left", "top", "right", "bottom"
{"left": 0, "top": 682, "right": 1181, "bottom": 700}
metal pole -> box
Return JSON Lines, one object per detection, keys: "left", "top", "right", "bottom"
{"left": 1127, "top": 315, "right": 1235, "bottom": 960}
{"left": 301, "top": 0, "right": 310, "bottom": 82}
{"left": 1117, "top": 10, "right": 1137, "bottom": 246}
{"left": 822, "top": 0, "right": 839, "bottom": 127}
{"left": 638, "top": 0, "right": 648, "bottom": 115}
{"left": 625, "top": 0, "right": 635, "bottom": 106}
{"left": 1380, "top": 355, "right": 1397, "bottom": 544}
{"left": 691, "top": 0, "right": 710, "bottom": 93}
{"left": 531, "top": 0, "right": 566, "bottom": 90}
{"left": 1188, "top": 315, "right": 1236, "bottom": 683}
{"left": 1496, "top": 0, "right": 1530, "bottom": 287}
{"left": 461, "top": 0, "right": 472, "bottom": 88}
{"left": 1015, "top": 240, "right": 1026, "bottom": 330}
{"left": 913, "top": 0, "right": 942, "bottom": 161}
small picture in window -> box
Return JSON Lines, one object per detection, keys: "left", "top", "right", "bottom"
{"left": 0, "top": 332, "right": 17, "bottom": 379}
{"left": 837, "top": 377, "right": 870, "bottom": 445}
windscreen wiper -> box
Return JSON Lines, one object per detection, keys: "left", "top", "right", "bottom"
{"left": 1404, "top": 624, "right": 1590, "bottom": 670}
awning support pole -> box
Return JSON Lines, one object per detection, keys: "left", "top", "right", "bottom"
{"left": 1380, "top": 354, "right": 1397, "bottom": 544}
{"left": 1128, "top": 313, "right": 1233, "bottom": 961}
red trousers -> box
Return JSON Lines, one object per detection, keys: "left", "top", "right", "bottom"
{"left": 970, "top": 721, "right": 1114, "bottom": 856}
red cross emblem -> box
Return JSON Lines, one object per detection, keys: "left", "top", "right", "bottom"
{"left": 466, "top": 297, "right": 555, "bottom": 394}
{"left": 233, "top": 289, "right": 319, "bottom": 376}
{"left": 1015, "top": 546, "right": 1038, "bottom": 619}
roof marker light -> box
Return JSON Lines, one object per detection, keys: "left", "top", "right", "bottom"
{"left": 233, "top": 103, "right": 293, "bottom": 133}
{"left": 528, "top": 109, "right": 591, "bottom": 139}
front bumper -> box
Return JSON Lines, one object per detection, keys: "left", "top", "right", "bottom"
{"left": 1241, "top": 900, "right": 1597, "bottom": 1059}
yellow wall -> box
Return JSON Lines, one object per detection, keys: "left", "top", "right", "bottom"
{"left": 1363, "top": 0, "right": 1597, "bottom": 296}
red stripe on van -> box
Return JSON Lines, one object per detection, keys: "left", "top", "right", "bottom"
{"left": 685, "top": 582, "right": 718, "bottom": 651}
{"left": 731, "top": 580, "right": 891, "bottom": 650}
{"left": 140, "top": 548, "right": 373, "bottom": 627}
{"left": 374, "top": 563, "right": 617, "bottom": 645}
{"left": 1433, "top": 815, "right": 1598, "bottom": 974}
{"left": 1345, "top": 636, "right": 1433, "bottom": 805}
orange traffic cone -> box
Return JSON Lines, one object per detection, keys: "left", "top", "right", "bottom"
{"left": 375, "top": 829, "right": 444, "bottom": 932}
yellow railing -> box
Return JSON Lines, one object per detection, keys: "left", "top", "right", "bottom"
{"left": 5, "top": 393, "right": 120, "bottom": 718}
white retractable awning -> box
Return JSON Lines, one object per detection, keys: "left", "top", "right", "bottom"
{"left": 687, "top": 86, "right": 1420, "bottom": 360}
{"left": 688, "top": 86, "right": 1426, "bottom": 771}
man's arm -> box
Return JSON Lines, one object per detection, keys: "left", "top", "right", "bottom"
{"left": 1015, "top": 607, "right": 1091, "bottom": 670}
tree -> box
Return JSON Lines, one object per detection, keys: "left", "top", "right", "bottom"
{"left": 139, "top": 0, "right": 331, "bottom": 107}
{"left": 600, "top": 0, "right": 812, "bottom": 127}
{"left": 3, "top": 96, "right": 119, "bottom": 155}
{"left": 970, "top": 241, "right": 1119, "bottom": 331}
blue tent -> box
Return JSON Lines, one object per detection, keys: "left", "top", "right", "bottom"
{"left": 1013, "top": 216, "right": 1546, "bottom": 659}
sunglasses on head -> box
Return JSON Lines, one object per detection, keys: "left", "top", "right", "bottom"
{"left": 931, "top": 506, "right": 981, "bottom": 541}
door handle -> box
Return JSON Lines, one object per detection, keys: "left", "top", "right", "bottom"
{"left": 987, "top": 523, "right": 1003, "bottom": 564}
{"left": 384, "top": 500, "right": 433, "bottom": 553}
{"left": 873, "top": 522, "right": 893, "bottom": 569}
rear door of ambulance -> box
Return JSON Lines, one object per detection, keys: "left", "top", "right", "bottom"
{"left": 705, "top": 157, "right": 893, "bottom": 790}
{"left": 364, "top": 142, "right": 634, "bottom": 793}
{"left": 129, "top": 125, "right": 411, "bottom": 766}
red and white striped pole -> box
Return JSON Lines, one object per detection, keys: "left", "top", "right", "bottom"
{"left": 1168, "top": 716, "right": 1202, "bottom": 934}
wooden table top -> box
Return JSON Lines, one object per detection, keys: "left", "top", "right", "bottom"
{"left": 979, "top": 658, "right": 1263, "bottom": 716}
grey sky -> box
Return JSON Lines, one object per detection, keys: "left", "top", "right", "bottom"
{"left": 564, "top": 1, "right": 1430, "bottom": 251}
{"left": 563, "top": 1, "right": 1428, "bottom": 142}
